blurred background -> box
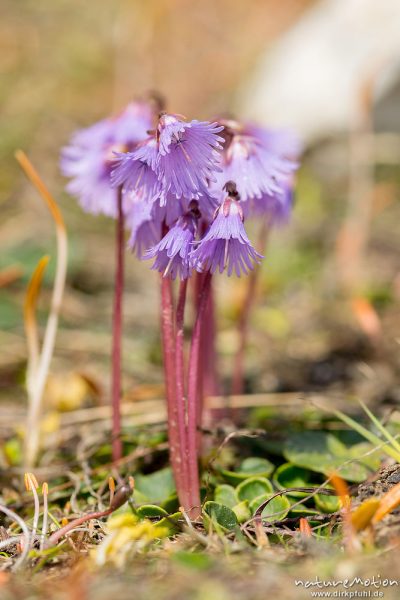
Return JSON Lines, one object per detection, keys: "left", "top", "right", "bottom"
{"left": 1, "top": 0, "right": 399, "bottom": 424}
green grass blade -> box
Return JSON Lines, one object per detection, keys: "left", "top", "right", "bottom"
{"left": 358, "top": 399, "right": 400, "bottom": 454}
{"left": 333, "top": 409, "right": 400, "bottom": 463}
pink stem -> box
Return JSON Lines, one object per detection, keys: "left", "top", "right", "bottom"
{"left": 111, "top": 187, "right": 124, "bottom": 462}
{"left": 175, "top": 279, "right": 190, "bottom": 510}
{"left": 187, "top": 271, "right": 212, "bottom": 519}
{"left": 46, "top": 484, "right": 132, "bottom": 547}
{"left": 202, "top": 283, "right": 220, "bottom": 397}
{"left": 232, "top": 220, "right": 270, "bottom": 395}
{"left": 194, "top": 272, "right": 204, "bottom": 433}
{"left": 48, "top": 508, "right": 112, "bottom": 547}
{"left": 160, "top": 276, "right": 184, "bottom": 503}
{"left": 194, "top": 275, "right": 219, "bottom": 435}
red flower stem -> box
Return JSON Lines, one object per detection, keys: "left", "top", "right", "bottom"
{"left": 160, "top": 275, "right": 184, "bottom": 503}
{"left": 46, "top": 483, "right": 132, "bottom": 547}
{"left": 232, "top": 219, "right": 271, "bottom": 395}
{"left": 47, "top": 508, "right": 112, "bottom": 547}
{"left": 187, "top": 271, "right": 212, "bottom": 519}
{"left": 111, "top": 187, "right": 124, "bottom": 462}
{"left": 175, "top": 279, "right": 190, "bottom": 510}
{"left": 194, "top": 274, "right": 219, "bottom": 437}
{"left": 202, "top": 286, "right": 220, "bottom": 397}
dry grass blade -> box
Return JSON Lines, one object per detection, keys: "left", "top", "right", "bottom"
{"left": 0, "top": 264, "right": 24, "bottom": 287}
{"left": 351, "top": 498, "right": 380, "bottom": 531}
{"left": 24, "top": 256, "right": 50, "bottom": 394}
{"left": 299, "top": 517, "right": 312, "bottom": 537}
{"left": 0, "top": 504, "right": 31, "bottom": 571}
{"left": 329, "top": 472, "right": 359, "bottom": 553}
{"left": 15, "top": 151, "right": 65, "bottom": 228}
{"left": 15, "top": 150, "right": 68, "bottom": 467}
{"left": 372, "top": 481, "right": 400, "bottom": 523}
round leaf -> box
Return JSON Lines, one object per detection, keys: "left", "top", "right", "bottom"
{"left": 203, "top": 501, "right": 238, "bottom": 531}
{"left": 236, "top": 477, "right": 273, "bottom": 503}
{"left": 214, "top": 484, "right": 238, "bottom": 509}
{"left": 249, "top": 493, "right": 291, "bottom": 522}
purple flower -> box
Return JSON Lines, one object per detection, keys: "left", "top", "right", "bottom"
{"left": 211, "top": 133, "right": 296, "bottom": 205}
{"left": 252, "top": 183, "right": 294, "bottom": 224}
{"left": 246, "top": 124, "right": 302, "bottom": 160}
{"left": 156, "top": 114, "right": 224, "bottom": 199}
{"left": 111, "top": 137, "right": 162, "bottom": 205}
{"left": 144, "top": 209, "right": 198, "bottom": 280}
{"left": 151, "top": 194, "right": 189, "bottom": 228}
{"left": 110, "top": 102, "right": 154, "bottom": 146}
{"left": 191, "top": 191, "right": 262, "bottom": 277}
{"left": 242, "top": 124, "right": 300, "bottom": 222}
{"left": 60, "top": 101, "right": 154, "bottom": 217}
{"left": 125, "top": 196, "right": 161, "bottom": 258}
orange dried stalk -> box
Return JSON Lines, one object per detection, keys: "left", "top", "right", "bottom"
{"left": 372, "top": 482, "right": 400, "bottom": 523}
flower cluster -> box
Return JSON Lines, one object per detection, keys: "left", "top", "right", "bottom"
{"left": 60, "top": 101, "right": 154, "bottom": 217}
{"left": 61, "top": 100, "right": 300, "bottom": 278}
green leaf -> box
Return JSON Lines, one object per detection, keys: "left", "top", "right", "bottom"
{"left": 232, "top": 500, "right": 251, "bottom": 523}
{"left": 315, "top": 494, "right": 341, "bottom": 514}
{"left": 237, "top": 457, "right": 274, "bottom": 477}
{"left": 172, "top": 550, "right": 212, "bottom": 571}
{"left": 249, "top": 493, "right": 291, "bottom": 522}
{"left": 288, "top": 503, "right": 319, "bottom": 517}
{"left": 157, "top": 511, "right": 182, "bottom": 535}
{"left": 214, "top": 484, "right": 238, "bottom": 509}
{"left": 135, "top": 468, "right": 175, "bottom": 503}
{"left": 136, "top": 505, "right": 168, "bottom": 519}
{"left": 161, "top": 493, "right": 179, "bottom": 513}
{"left": 220, "top": 457, "right": 274, "bottom": 484}
{"left": 236, "top": 477, "right": 273, "bottom": 502}
{"left": 203, "top": 501, "right": 238, "bottom": 531}
{"left": 272, "top": 463, "right": 312, "bottom": 498}
{"left": 283, "top": 431, "right": 380, "bottom": 482}
{"left": 3, "top": 438, "right": 22, "bottom": 466}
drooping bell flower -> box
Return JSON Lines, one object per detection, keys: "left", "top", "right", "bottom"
{"left": 60, "top": 101, "right": 154, "bottom": 217}
{"left": 243, "top": 123, "right": 301, "bottom": 222}
{"left": 144, "top": 202, "right": 200, "bottom": 280}
{"left": 211, "top": 130, "right": 296, "bottom": 206}
{"left": 60, "top": 100, "right": 156, "bottom": 463}
{"left": 191, "top": 183, "right": 262, "bottom": 277}
{"left": 111, "top": 137, "right": 162, "bottom": 206}
{"left": 125, "top": 194, "right": 161, "bottom": 258}
{"left": 150, "top": 194, "right": 189, "bottom": 228}
{"left": 246, "top": 124, "right": 302, "bottom": 160}
{"left": 156, "top": 113, "right": 224, "bottom": 200}
{"left": 252, "top": 183, "right": 294, "bottom": 224}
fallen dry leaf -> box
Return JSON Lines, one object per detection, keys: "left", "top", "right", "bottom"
{"left": 351, "top": 498, "right": 380, "bottom": 531}
{"left": 372, "top": 481, "right": 400, "bottom": 523}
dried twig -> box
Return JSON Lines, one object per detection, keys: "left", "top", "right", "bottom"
{"left": 16, "top": 150, "right": 68, "bottom": 467}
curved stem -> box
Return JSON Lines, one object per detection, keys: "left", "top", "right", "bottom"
{"left": 232, "top": 220, "right": 270, "bottom": 395}
{"left": 0, "top": 503, "right": 31, "bottom": 571}
{"left": 46, "top": 483, "right": 132, "bottom": 547}
{"left": 187, "top": 271, "right": 212, "bottom": 519}
{"left": 46, "top": 508, "right": 112, "bottom": 547}
{"left": 16, "top": 152, "right": 68, "bottom": 467}
{"left": 111, "top": 187, "right": 124, "bottom": 462}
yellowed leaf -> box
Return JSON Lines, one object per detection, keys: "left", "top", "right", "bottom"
{"left": 351, "top": 297, "right": 381, "bottom": 339}
{"left": 40, "top": 411, "right": 61, "bottom": 435}
{"left": 299, "top": 517, "right": 312, "bottom": 537}
{"left": 372, "top": 482, "right": 400, "bottom": 523}
{"left": 351, "top": 498, "right": 380, "bottom": 531}
{"left": 44, "top": 372, "right": 91, "bottom": 411}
